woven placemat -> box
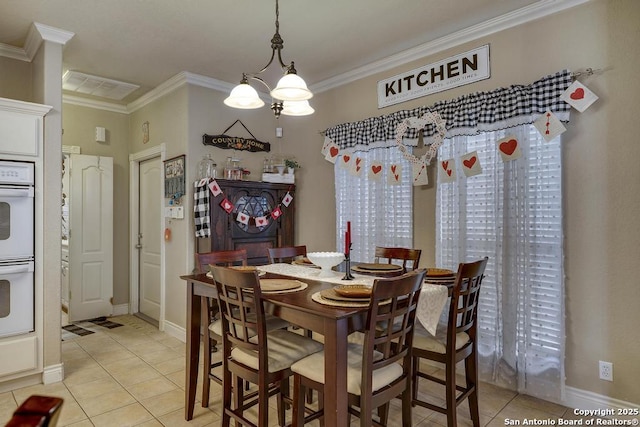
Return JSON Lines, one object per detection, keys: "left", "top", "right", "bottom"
{"left": 311, "top": 291, "right": 391, "bottom": 307}
{"left": 262, "top": 282, "right": 308, "bottom": 294}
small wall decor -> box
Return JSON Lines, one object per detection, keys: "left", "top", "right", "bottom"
{"left": 164, "top": 154, "right": 185, "bottom": 198}
{"left": 203, "top": 119, "right": 271, "bottom": 153}
{"left": 142, "top": 121, "right": 150, "bottom": 144}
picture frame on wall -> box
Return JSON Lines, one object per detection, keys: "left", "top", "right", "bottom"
{"left": 164, "top": 154, "right": 185, "bottom": 198}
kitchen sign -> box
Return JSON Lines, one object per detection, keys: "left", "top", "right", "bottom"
{"left": 377, "top": 44, "right": 490, "bottom": 108}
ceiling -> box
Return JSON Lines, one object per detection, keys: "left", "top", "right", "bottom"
{"left": 1, "top": 0, "right": 568, "bottom": 105}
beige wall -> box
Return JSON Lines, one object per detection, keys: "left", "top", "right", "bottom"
{"left": 0, "top": 56, "right": 32, "bottom": 101}
{"left": 61, "top": 104, "right": 131, "bottom": 304}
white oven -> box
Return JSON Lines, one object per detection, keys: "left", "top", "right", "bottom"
{"left": 0, "top": 160, "right": 35, "bottom": 338}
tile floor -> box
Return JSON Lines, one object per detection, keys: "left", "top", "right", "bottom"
{"left": 0, "top": 315, "right": 574, "bottom": 426}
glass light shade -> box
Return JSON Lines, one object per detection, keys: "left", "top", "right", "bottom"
{"left": 270, "top": 73, "right": 313, "bottom": 101}
{"left": 224, "top": 83, "right": 265, "bottom": 109}
{"left": 281, "top": 100, "right": 315, "bottom": 116}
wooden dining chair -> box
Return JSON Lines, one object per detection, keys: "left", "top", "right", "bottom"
{"left": 374, "top": 246, "right": 422, "bottom": 272}
{"left": 267, "top": 245, "right": 307, "bottom": 264}
{"left": 5, "top": 395, "right": 63, "bottom": 427}
{"left": 291, "top": 269, "right": 426, "bottom": 427}
{"left": 211, "top": 266, "right": 323, "bottom": 427}
{"left": 411, "top": 257, "right": 488, "bottom": 427}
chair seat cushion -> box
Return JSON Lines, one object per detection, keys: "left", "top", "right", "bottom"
{"left": 209, "top": 313, "right": 289, "bottom": 338}
{"left": 231, "top": 329, "right": 323, "bottom": 373}
{"left": 290, "top": 342, "right": 403, "bottom": 396}
{"left": 413, "top": 326, "right": 470, "bottom": 354}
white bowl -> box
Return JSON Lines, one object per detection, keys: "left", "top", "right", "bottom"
{"left": 306, "top": 251, "right": 345, "bottom": 278}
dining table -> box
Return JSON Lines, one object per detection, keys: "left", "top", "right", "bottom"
{"left": 180, "top": 262, "right": 449, "bottom": 426}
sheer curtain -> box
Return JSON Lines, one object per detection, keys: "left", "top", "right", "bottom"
{"left": 335, "top": 147, "right": 413, "bottom": 263}
{"left": 436, "top": 125, "right": 565, "bottom": 400}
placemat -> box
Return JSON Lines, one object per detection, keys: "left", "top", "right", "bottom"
{"left": 262, "top": 282, "right": 308, "bottom": 294}
{"left": 319, "top": 287, "right": 370, "bottom": 303}
{"left": 206, "top": 270, "right": 266, "bottom": 278}
{"left": 354, "top": 263, "right": 403, "bottom": 271}
{"left": 260, "top": 279, "right": 305, "bottom": 292}
{"left": 311, "top": 291, "right": 391, "bottom": 307}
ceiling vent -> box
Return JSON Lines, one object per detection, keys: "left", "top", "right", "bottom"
{"left": 62, "top": 71, "right": 139, "bottom": 100}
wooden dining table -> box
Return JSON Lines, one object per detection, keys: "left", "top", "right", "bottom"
{"left": 180, "top": 270, "right": 371, "bottom": 426}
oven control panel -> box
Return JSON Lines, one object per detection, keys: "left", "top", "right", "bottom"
{"left": 0, "top": 160, "right": 35, "bottom": 186}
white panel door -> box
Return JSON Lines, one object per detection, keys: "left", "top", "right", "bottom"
{"left": 138, "top": 157, "right": 162, "bottom": 321}
{"left": 69, "top": 155, "right": 113, "bottom": 322}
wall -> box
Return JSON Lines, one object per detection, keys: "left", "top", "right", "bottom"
{"left": 0, "top": 56, "right": 32, "bottom": 101}
{"left": 61, "top": 104, "right": 131, "bottom": 304}
{"left": 289, "top": 0, "right": 639, "bottom": 404}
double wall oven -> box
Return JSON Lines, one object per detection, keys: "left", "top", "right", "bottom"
{"left": 0, "top": 160, "right": 35, "bottom": 338}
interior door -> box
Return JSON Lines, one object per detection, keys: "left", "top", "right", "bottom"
{"left": 69, "top": 154, "right": 113, "bottom": 322}
{"left": 138, "top": 157, "right": 162, "bottom": 321}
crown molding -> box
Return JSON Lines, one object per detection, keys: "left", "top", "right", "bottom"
{"left": 23, "top": 22, "right": 74, "bottom": 60}
{"left": 311, "top": 0, "right": 592, "bottom": 94}
{"left": 0, "top": 43, "right": 29, "bottom": 61}
{"left": 62, "top": 94, "right": 128, "bottom": 114}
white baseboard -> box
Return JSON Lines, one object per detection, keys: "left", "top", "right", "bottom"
{"left": 162, "top": 319, "right": 186, "bottom": 343}
{"left": 564, "top": 386, "right": 639, "bottom": 410}
{"left": 42, "top": 363, "right": 64, "bottom": 384}
{"left": 112, "top": 303, "right": 130, "bottom": 316}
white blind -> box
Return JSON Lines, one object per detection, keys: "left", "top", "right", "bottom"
{"left": 335, "top": 147, "right": 413, "bottom": 263}
{"left": 436, "top": 125, "right": 564, "bottom": 399}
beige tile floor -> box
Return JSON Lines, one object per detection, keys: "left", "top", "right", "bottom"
{"left": 0, "top": 315, "right": 574, "bottom": 426}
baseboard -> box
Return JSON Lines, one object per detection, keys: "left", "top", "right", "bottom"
{"left": 162, "top": 319, "right": 186, "bottom": 343}
{"left": 111, "top": 303, "right": 130, "bottom": 316}
{"left": 42, "top": 363, "right": 64, "bottom": 384}
{"left": 564, "top": 386, "right": 639, "bottom": 411}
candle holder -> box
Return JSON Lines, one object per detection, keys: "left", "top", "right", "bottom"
{"left": 342, "top": 246, "right": 354, "bottom": 280}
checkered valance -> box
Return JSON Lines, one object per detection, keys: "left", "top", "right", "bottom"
{"left": 325, "top": 69, "right": 572, "bottom": 151}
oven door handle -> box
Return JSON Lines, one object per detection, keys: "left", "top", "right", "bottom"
{"left": 0, "top": 186, "right": 34, "bottom": 197}
{"left": 0, "top": 263, "right": 34, "bottom": 275}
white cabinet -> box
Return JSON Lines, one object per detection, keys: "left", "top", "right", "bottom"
{"left": 0, "top": 98, "right": 50, "bottom": 157}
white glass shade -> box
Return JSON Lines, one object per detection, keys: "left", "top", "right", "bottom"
{"left": 281, "top": 100, "right": 315, "bottom": 116}
{"left": 270, "top": 73, "right": 313, "bottom": 101}
{"left": 224, "top": 83, "right": 265, "bottom": 109}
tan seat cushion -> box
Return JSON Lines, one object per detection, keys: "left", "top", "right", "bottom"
{"left": 209, "top": 313, "right": 289, "bottom": 338}
{"left": 413, "top": 325, "right": 470, "bottom": 354}
{"left": 230, "top": 329, "right": 323, "bottom": 373}
{"left": 290, "top": 342, "right": 403, "bottom": 396}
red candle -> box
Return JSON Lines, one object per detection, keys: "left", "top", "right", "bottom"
{"left": 345, "top": 231, "right": 349, "bottom": 254}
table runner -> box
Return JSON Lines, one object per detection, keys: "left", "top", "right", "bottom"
{"left": 258, "top": 263, "right": 448, "bottom": 335}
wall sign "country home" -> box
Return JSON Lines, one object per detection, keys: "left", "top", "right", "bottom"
{"left": 377, "top": 44, "right": 490, "bottom": 108}
{"left": 203, "top": 119, "right": 271, "bottom": 153}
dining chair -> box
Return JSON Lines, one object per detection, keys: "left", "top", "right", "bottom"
{"left": 211, "top": 266, "right": 323, "bottom": 427}
{"left": 195, "top": 249, "right": 249, "bottom": 407}
{"left": 5, "top": 395, "right": 64, "bottom": 427}
{"left": 290, "top": 269, "right": 426, "bottom": 427}
{"left": 411, "top": 257, "right": 488, "bottom": 427}
{"left": 267, "top": 245, "right": 307, "bottom": 264}
{"left": 374, "top": 246, "right": 422, "bottom": 272}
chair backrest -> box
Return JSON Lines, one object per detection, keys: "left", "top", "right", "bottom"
{"left": 362, "top": 269, "right": 426, "bottom": 386}
{"left": 374, "top": 246, "right": 422, "bottom": 271}
{"left": 195, "top": 249, "right": 248, "bottom": 274}
{"left": 446, "top": 257, "right": 488, "bottom": 352}
{"left": 267, "top": 245, "right": 307, "bottom": 264}
{"left": 210, "top": 266, "right": 268, "bottom": 368}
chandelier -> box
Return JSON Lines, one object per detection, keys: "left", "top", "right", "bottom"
{"left": 223, "top": 0, "right": 314, "bottom": 118}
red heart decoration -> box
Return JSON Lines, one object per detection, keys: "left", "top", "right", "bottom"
{"left": 356, "top": 158, "right": 362, "bottom": 166}
{"left": 372, "top": 165, "right": 382, "bottom": 174}
{"left": 391, "top": 165, "right": 397, "bottom": 173}
{"left": 441, "top": 161, "right": 449, "bottom": 171}
{"left": 330, "top": 146, "right": 339, "bottom": 157}
{"left": 463, "top": 156, "right": 477, "bottom": 169}
{"left": 570, "top": 88, "right": 585, "bottom": 100}
{"left": 257, "top": 218, "right": 266, "bottom": 226}
{"left": 343, "top": 155, "right": 350, "bottom": 163}
{"left": 356, "top": 166, "right": 361, "bottom": 172}
{"left": 394, "top": 174, "right": 399, "bottom": 181}
{"left": 499, "top": 139, "right": 518, "bottom": 156}
{"left": 446, "top": 169, "right": 452, "bottom": 177}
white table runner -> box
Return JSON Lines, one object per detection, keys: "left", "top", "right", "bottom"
{"left": 258, "top": 263, "right": 448, "bottom": 336}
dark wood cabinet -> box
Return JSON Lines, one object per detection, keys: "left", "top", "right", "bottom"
{"left": 196, "top": 179, "right": 295, "bottom": 265}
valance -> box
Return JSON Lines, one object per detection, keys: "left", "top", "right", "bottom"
{"left": 325, "top": 69, "right": 572, "bottom": 151}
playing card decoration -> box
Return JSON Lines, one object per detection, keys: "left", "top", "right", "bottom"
{"left": 533, "top": 110, "right": 567, "bottom": 142}
{"left": 325, "top": 142, "right": 340, "bottom": 164}
{"left": 321, "top": 135, "right": 332, "bottom": 156}
{"left": 438, "top": 159, "right": 456, "bottom": 183}
{"left": 560, "top": 80, "right": 598, "bottom": 112}
{"left": 255, "top": 216, "right": 269, "bottom": 227}
{"left": 388, "top": 164, "right": 402, "bottom": 185}
{"left": 209, "top": 179, "right": 222, "bottom": 197}
{"left": 349, "top": 157, "right": 364, "bottom": 177}
{"left": 497, "top": 136, "right": 522, "bottom": 162}
{"left": 412, "top": 160, "right": 428, "bottom": 186}
{"left": 236, "top": 212, "right": 250, "bottom": 225}
{"left": 282, "top": 192, "right": 293, "bottom": 207}
{"left": 220, "top": 197, "right": 234, "bottom": 213}
{"left": 340, "top": 153, "right": 352, "bottom": 170}
{"left": 369, "top": 161, "right": 383, "bottom": 181}
{"left": 461, "top": 151, "right": 482, "bottom": 177}
{"left": 271, "top": 206, "right": 283, "bottom": 220}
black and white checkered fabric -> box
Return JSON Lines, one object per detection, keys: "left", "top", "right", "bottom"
{"left": 194, "top": 179, "right": 210, "bottom": 238}
{"left": 325, "top": 70, "right": 572, "bottom": 150}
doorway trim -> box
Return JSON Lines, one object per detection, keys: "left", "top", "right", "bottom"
{"left": 129, "top": 143, "right": 166, "bottom": 329}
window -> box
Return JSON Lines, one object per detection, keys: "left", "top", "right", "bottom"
{"left": 335, "top": 147, "right": 413, "bottom": 262}
{"left": 436, "top": 125, "right": 564, "bottom": 399}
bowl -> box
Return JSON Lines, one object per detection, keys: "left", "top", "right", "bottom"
{"left": 306, "top": 251, "right": 345, "bottom": 277}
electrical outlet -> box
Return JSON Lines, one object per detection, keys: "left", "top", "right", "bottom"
{"left": 599, "top": 361, "right": 613, "bottom": 381}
